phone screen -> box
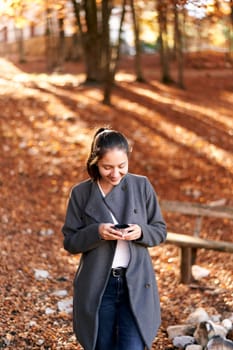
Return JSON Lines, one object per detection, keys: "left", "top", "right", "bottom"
{"left": 114, "top": 224, "right": 129, "bottom": 229}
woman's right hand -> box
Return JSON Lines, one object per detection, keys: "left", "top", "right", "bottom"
{"left": 99, "top": 223, "right": 124, "bottom": 241}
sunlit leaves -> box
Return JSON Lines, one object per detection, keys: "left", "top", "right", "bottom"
{"left": 0, "top": 0, "right": 71, "bottom": 29}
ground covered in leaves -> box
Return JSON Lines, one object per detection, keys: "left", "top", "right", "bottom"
{"left": 0, "top": 53, "right": 233, "bottom": 349}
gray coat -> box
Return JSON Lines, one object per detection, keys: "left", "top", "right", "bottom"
{"left": 62, "top": 173, "right": 167, "bottom": 350}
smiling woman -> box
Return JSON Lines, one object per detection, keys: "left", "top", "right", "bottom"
{"left": 62, "top": 127, "right": 167, "bottom": 350}
{"left": 97, "top": 148, "right": 128, "bottom": 194}
{"left": 87, "top": 128, "right": 131, "bottom": 186}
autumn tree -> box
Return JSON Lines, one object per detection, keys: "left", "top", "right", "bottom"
{"left": 45, "top": 2, "right": 57, "bottom": 70}
{"left": 204, "top": 0, "right": 233, "bottom": 62}
{"left": 44, "top": 1, "right": 70, "bottom": 70}
{"left": 173, "top": 1, "right": 186, "bottom": 88}
{"left": 2, "top": 0, "right": 31, "bottom": 63}
{"left": 156, "top": 0, "right": 173, "bottom": 83}
{"left": 71, "top": 0, "right": 113, "bottom": 83}
{"left": 57, "top": 3, "right": 66, "bottom": 66}
{"left": 71, "top": 0, "right": 132, "bottom": 105}
{"left": 130, "top": 0, "right": 144, "bottom": 82}
{"left": 103, "top": 0, "right": 127, "bottom": 104}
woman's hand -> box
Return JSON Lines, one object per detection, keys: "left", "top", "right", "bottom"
{"left": 122, "top": 224, "right": 142, "bottom": 241}
{"left": 99, "top": 223, "right": 124, "bottom": 241}
{"left": 99, "top": 223, "right": 142, "bottom": 241}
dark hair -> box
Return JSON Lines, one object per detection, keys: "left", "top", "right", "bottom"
{"left": 86, "top": 128, "right": 130, "bottom": 181}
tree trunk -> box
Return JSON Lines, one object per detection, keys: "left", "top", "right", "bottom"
{"left": 111, "top": 0, "right": 127, "bottom": 78}
{"left": 57, "top": 8, "right": 66, "bottom": 67}
{"left": 157, "top": 2, "right": 172, "bottom": 84}
{"left": 130, "top": 0, "right": 144, "bottom": 82}
{"left": 72, "top": 0, "right": 105, "bottom": 82}
{"left": 102, "top": 0, "right": 112, "bottom": 104}
{"left": 70, "top": 32, "right": 81, "bottom": 61}
{"left": 72, "top": 0, "right": 125, "bottom": 102}
{"left": 174, "top": 2, "right": 184, "bottom": 88}
{"left": 103, "top": 0, "right": 126, "bottom": 105}
{"left": 196, "top": 19, "right": 202, "bottom": 52}
{"left": 15, "top": 27, "right": 26, "bottom": 63}
{"left": 45, "top": 6, "right": 57, "bottom": 71}
{"left": 71, "top": 0, "right": 87, "bottom": 63}
{"left": 84, "top": 0, "right": 103, "bottom": 82}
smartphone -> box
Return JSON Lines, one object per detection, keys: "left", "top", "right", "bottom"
{"left": 114, "top": 224, "right": 129, "bottom": 229}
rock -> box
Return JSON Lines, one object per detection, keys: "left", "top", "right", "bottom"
{"left": 192, "top": 265, "right": 210, "bottom": 280}
{"left": 222, "top": 318, "right": 232, "bottom": 332}
{"left": 173, "top": 335, "right": 195, "bottom": 348}
{"left": 45, "top": 307, "right": 55, "bottom": 315}
{"left": 186, "top": 345, "right": 202, "bottom": 350}
{"left": 36, "top": 339, "right": 45, "bottom": 346}
{"left": 186, "top": 308, "right": 209, "bottom": 325}
{"left": 34, "top": 269, "right": 50, "bottom": 280}
{"left": 57, "top": 297, "right": 73, "bottom": 314}
{"left": 210, "top": 314, "right": 221, "bottom": 323}
{"left": 206, "top": 335, "right": 233, "bottom": 349}
{"left": 211, "top": 323, "right": 228, "bottom": 338}
{"left": 39, "top": 228, "right": 54, "bottom": 236}
{"left": 52, "top": 289, "right": 68, "bottom": 297}
{"left": 167, "top": 324, "right": 195, "bottom": 339}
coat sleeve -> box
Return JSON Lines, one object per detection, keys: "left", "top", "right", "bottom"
{"left": 61, "top": 187, "right": 103, "bottom": 254}
{"left": 135, "top": 178, "right": 167, "bottom": 247}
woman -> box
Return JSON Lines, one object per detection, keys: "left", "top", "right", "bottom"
{"left": 62, "top": 128, "right": 167, "bottom": 350}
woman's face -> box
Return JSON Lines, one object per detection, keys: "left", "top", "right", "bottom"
{"left": 97, "top": 148, "right": 128, "bottom": 188}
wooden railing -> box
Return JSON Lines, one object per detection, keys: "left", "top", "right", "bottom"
{"left": 160, "top": 200, "right": 233, "bottom": 284}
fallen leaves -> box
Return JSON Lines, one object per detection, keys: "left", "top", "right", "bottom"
{"left": 0, "top": 53, "right": 233, "bottom": 349}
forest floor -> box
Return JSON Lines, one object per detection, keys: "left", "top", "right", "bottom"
{"left": 0, "top": 52, "right": 233, "bottom": 349}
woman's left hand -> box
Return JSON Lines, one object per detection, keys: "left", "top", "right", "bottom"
{"left": 123, "top": 224, "right": 142, "bottom": 241}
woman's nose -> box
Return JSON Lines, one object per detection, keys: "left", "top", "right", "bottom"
{"left": 111, "top": 168, "right": 119, "bottom": 176}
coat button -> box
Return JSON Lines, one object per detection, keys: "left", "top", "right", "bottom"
{"left": 145, "top": 283, "right": 151, "bottom": 288}
{"left": 134, "top": 209, "right": 137, "bottom": 213}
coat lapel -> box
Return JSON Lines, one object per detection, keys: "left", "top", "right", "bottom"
{"left": 84, "top": 182, "right": 113, "bottom": 223}
{"left": 104, "top": 175, "right": 134, "bottom": 224}
{"left": 84, "top": 175, "right": 135, "bottom": 225}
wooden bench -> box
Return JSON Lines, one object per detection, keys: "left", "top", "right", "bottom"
{"left": 160, "top": 200, "right": 233, "bottom": 284}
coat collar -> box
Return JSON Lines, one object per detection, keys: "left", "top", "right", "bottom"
{"left": 84, "top": 175, "right": 131, "bottom": 224}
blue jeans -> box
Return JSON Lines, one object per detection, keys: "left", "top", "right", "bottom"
{"left": 95, "top": 273, "right": 145, "bottom": 350}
